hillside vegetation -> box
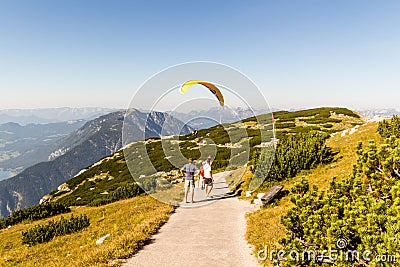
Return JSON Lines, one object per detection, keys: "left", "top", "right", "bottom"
{"left": 0, "top": 196, "right": 174, "bottom": 266}
{"left": 278, "top": 117, "right": 400, "bottom": 266}
{"left": 0, "top": 107, "right": 363, "bottom": 266}
{"left": 245, "top": 107, "right": 362, "bottom": 139}
{"left": 246, "top": 121, "right": 386, "bottom": 266}
{"left": 0, "top": 109, "right": 191, "bottom": 218}
{"left": 48, "top": 107, "right": 362, "bottom": 208}
{"left": 0, "top": 203, "right": 70, "bottom": 230}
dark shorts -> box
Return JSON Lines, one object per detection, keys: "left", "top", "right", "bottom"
{"left": 204, "top": 178, "right": 213, "bottom": 185}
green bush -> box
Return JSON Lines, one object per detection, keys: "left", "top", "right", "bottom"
{"left": 89, "top": 198, "right": 111, "bottom": 207}
{"left": 252, "top": 132, "right": 335, "bottom": 191}
{"left": 289, "top": 126, "right": 321, "bottom": 133}
{"left": 0, "top": 203, "right": 70, "bottom": 229}
{"left": 22, "top": 214, "right": 90, "bottom": 246}
{"left": 279, "top": 136, "right": 400, "bottom": 266}
{"left": 274, "top": 122, "right": 296, "bottom": 129}
{"left": 377, "top": 115, "right": 400, "bottom": 138}
{"left": 60, "top": 182, "right": 143, "bottom": 207}
{"left": 299, "top": 117, "right": 342, "bottom": 124}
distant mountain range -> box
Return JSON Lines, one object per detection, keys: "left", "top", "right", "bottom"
{"left": 0, "top": 121, "right": 86, "bottom": 172}
{"left": 3, "top": 107, "right": 397, "bottom": 126}
{"left": 0, "top": 107, "right": 118, "bottom": 125}
{"left": 0, "top": 109, "right": 191, "bottom": 218}
{"left": 171, "top": 107, "right": 275, "bottom": 129}
{"left": 356, "top": 108, "right": 400, "bottom": 118}
{"left": 2, "top": 106, "right": 397, "bottom": 175}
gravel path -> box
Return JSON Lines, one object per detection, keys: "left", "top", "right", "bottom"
{"left": 123, "top": 172, "right": 260, "bottom": 267}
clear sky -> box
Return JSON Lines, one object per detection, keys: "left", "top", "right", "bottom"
{"left": 0, "top": 0, "right": 399, "bottom": 110}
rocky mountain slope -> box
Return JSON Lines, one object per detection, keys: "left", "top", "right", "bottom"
{"left": 0, "top": 109, "right": 191, "bottom": 218}
{"left": 171, "top": 107, "right": 274, "bottom": 129}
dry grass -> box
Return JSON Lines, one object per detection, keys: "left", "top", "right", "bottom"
{"left": 246, "top": 122, "right": 380, "bottom": 266}
{"left": 151, "top": 185, "right": 184, "bottom": 206}
{"left": 0, "top": 196, "right": 174, "bottom": 267}
{"left": 280, "top": 122, "right": 380, "bottom": 191}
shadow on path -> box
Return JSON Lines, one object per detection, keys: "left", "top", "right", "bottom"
{"left": 123, "top": 172, "right": 260, "bottom": 267}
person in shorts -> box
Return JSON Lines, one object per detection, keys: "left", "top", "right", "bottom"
{"left": 203, "top": 156, "right": 213, "bottom": 198}
{"left": 180, "top": 158, "right": 198, "bottom": 203}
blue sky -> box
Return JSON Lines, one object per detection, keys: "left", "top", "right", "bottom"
{"left": 0, "top": 0, "right": 399, "bottom": 110}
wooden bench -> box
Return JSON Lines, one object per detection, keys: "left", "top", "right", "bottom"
{"left": 260, "top": 185, "right": 283, "bottom": 204}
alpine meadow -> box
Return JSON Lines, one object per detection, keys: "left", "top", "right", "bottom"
{"left": 3, "top": 107, "right": 397, "bottom": 266}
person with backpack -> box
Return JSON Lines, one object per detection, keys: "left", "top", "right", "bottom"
{"left": 180, "top": 158, "right": 198, "bottom": 203}
{"left": 198, "top": 164, "right": 205, "bottom": 190}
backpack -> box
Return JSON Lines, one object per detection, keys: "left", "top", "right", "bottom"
{"left": 199, "top": 166, "right": 204, "bottom": 177}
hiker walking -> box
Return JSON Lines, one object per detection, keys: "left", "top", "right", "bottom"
{"left": 181, "top": 158, "right": 198, "bottom": 203}
{"left": 198, "top": 164, "right": 205, "bottom": 190}
{"left": 203, "top": 156, "right": 213, "bottom": 198}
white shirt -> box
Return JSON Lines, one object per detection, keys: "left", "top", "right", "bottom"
{"left": 203, "top": 163, "right": 212, "bottom": 178}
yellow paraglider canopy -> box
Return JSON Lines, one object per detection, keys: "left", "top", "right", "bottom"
{"left": 180, "top": 80, "right": 225, "bottom": 106}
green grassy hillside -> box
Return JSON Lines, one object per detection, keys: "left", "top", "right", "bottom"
{"left": 47, "top": 107, "right": 362, "bottom": 207}
{"left": 0, "top": 196, "right": 174, "bottom": 266}
{"left": 0, "top": 107, "right": 363, "bottom": 266}
{"left": 246, "top": 121, "right": 380, "bottom": 266}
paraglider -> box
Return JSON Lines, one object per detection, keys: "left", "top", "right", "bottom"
{"left": 180, "top": 80, "right": 224, "bottom": 107}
